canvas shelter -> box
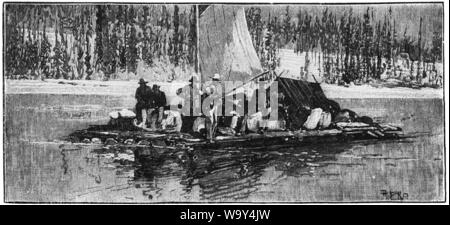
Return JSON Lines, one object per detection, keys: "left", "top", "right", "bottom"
{"left": 199, "top": 5, "right": 263, "bottom": 83}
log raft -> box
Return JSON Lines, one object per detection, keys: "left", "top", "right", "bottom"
{"left": 66, "top": 122, "right": 403, "bottom": 155}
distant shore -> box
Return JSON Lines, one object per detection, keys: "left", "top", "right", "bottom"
{"left": 4, "top": 79, "right": 444, "bottom": 99}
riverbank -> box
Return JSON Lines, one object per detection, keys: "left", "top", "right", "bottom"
{"left": 4, "top": 79, "right": 444, "bottom": 99}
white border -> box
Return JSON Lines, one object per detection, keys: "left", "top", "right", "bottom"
{"left": 0, "top": 0, "right": 448, "bottom": 205}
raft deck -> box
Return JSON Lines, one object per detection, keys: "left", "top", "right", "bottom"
{"left": 67, "top": 122, "right": 404, "bottom": 151}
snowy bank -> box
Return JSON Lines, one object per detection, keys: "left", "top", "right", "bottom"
{"left": 5, "top": 79, "right": 443, "bottom": 99}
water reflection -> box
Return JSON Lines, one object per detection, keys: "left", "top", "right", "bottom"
{"left": 5, "top": 130, "right": 443, "bottom": 202}
{"left": 68, "top": 137, "right": 425, "bottom": 202}
{"left": 4, "top": 94, "right": 444, "bottom": 202}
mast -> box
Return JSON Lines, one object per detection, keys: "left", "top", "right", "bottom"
{"left": 196, "top": 4, "right": 200, "bottom": 75}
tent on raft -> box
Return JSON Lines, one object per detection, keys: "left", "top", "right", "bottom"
{"left": 273, "top": 77, "right": 341, "bottom": 129}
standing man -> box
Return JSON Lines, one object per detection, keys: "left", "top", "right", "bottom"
{"left": 203, "top": 73, "right": 222, "bottom": 141}
{"left": 203, "top": 86, "right": 218, "bottom": 141}
{"left": 135, "top": 78, "right": 153, "bottom": 128}
{"left": 150, "top": 84, "right": 167, "bottom": 130}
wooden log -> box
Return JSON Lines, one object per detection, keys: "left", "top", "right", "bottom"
{"left": 378, "top": 124, "right": 402, "bottom": 131}
{"left": 336, "top": 122, "right": 370, "bottom": 128}
{"left": 297, "top": 129, "right": 342, "bottom": 137}
{"left": 366, "top": 131, "right": 380, "bottom": 138}
{"left": 373, "top": 130, "right": 385, "bottom": 137}
{"left": 341, "top": 126, "right": 379, "bottom": 132}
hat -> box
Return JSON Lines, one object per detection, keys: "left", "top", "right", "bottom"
{"left": 138, "top": 78, "right": 148, "bottom": 84}
{"left": 210, "top": 73, "right": 221, "bottom": 81}
{"left": 189, "top": 73, "right": 199, "bottom": 82}
{"left": 109, "top": 111, "right": 119, "bottom": 119}
{"left": 152, "top": 84, "right": 160, "bottom": 90}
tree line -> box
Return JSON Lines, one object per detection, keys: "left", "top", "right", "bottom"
{"left": 4, "top": 4, "right": 197, "bottom": 80}
{"left": 246, "top": 6, "right": 443, "bottom": 86}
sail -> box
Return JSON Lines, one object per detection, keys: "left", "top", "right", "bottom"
{"left": 199, "top": 5, "right": 263, "bottom": 82}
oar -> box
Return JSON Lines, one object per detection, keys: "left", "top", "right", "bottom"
{"left": 223, "top": 70, "right": 270, "bottom": 95}
{"left": 223, "top": 69, "right": 287, "bottom": 97}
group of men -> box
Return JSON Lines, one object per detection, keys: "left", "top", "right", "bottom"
{"left": 134, "top": 73, "right": 268, "bottom": 141}
{"left": 134, "top": 73, "right": 228, "bottom": 139}
{"left": 135, "top": 78, "right": 167, "bottom": 130}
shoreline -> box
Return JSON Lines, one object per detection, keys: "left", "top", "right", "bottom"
{"left": 4, "top": 79, "right": 444, "bottom": 99}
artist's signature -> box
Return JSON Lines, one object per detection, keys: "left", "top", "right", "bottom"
{"left": 380, "top": 190, "right": 409, "bottom": 201}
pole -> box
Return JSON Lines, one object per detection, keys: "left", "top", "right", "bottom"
{"left": 196, "top": 4, "right": 200, "bottom": 76}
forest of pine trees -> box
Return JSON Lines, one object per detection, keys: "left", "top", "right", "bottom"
{"left": 4, "top": 4, "right": 443, "bottom": 87}
{"left": 245, "top": 6, "right": 443, "bottom": 87}
{"left": 4, "top": 4, "right": 197, "bottom": 80}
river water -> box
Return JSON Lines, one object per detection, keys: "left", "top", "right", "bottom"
{"left": 4, "top": 94, "right": 445, "bottom": 202}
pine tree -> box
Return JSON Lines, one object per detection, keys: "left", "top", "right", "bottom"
{"left": 111, "top": 6, "right": 121, "bottom": 75}
{"left": 342, "top": 9, "right": 353, "bottom": 83}
{"left": 391, "top": 9, "right": 398, "bottom": 77}
{"left": 126, "top": 6, "right": 139, "bottom": 74}
{"left": 362, "top": 7, "right": 373, "bottom": 81}
{"left": 282, "top": 6, "right": 291, "bottom": 47}
{"left": 188, "top": 5, "right": 197, "bottom": 67}
{"left": 59, "top": 14, "right": 71, "bottom": 79}
{"left": 52, "top": 39, "right": 64, "bottom": 79}
{"left": 431, "top": 31, "right": 442, "bottom": 63}
{"left": 417, "top": 16, "right": 423, "bottom": 80}
{"left": 264, "top": 16, "right": 276, "bottom": 70}
{"left": 95, "top": 5, "right": 106, "bottom": 71}
{"left": 142, "top": 5, "right": 154, "bottom": 66}
{"left": 85, "top": 7, "right": 94, "bottom": 79}
{"left": 118, "top": 5, "right": 127, "bottom": 71}
{"left": 355, "top": 19, "right": 362, "bottom": 82}
{"left": 102, "top": 5, "right": 116, "bottom": 76}
{"left": 5, "top": 6, "right": 22, "bottom": 76}
{"left": 295, "top": 9, "right": 303, "bottom": 53}
{"left": 171, "top": 5, "right": 180, "bottom": 65}
{"left": 39, "top": 33, "right": 51, "bottom": 78}
{"left": 400, "top": 26, "right": 414, "bottom": 55}
{"left": 28, "top": 39, "right": 39, "bottom": 76}
{"left": 375, "top": 21, "right": 382, "bottom": 79}
{"left": 126, "top": 26, "right": 139, "bottom": 73}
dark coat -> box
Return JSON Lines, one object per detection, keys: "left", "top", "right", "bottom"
{"left": 153, "top": 90, "right": 167, "bottom": 108}
{"left": 135, "top": 85, "right": 153, "bottom": 108}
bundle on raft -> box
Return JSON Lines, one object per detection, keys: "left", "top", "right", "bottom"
{"left": 274, "top": 77, "right": 384, "bottom": 131}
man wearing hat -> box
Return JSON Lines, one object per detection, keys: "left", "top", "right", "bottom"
{"left": 149, "top": 84, "right": 167, "bottom": 129}
{"left": 210, "top": 73, "right": 221, "bottom": 82}
{"left": 203, "top": 73, "right": 223, "bottom": 141}
{"left": 135, "top": 78, "right": 153, "bottom": 128}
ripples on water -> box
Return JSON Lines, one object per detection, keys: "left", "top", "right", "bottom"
{"left": 4, "top": 94, "right": 445, "bottom": 202}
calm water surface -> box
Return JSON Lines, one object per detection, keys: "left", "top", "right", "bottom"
{"left": 4, "top": 94, "right": 445, "bottom": 202}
